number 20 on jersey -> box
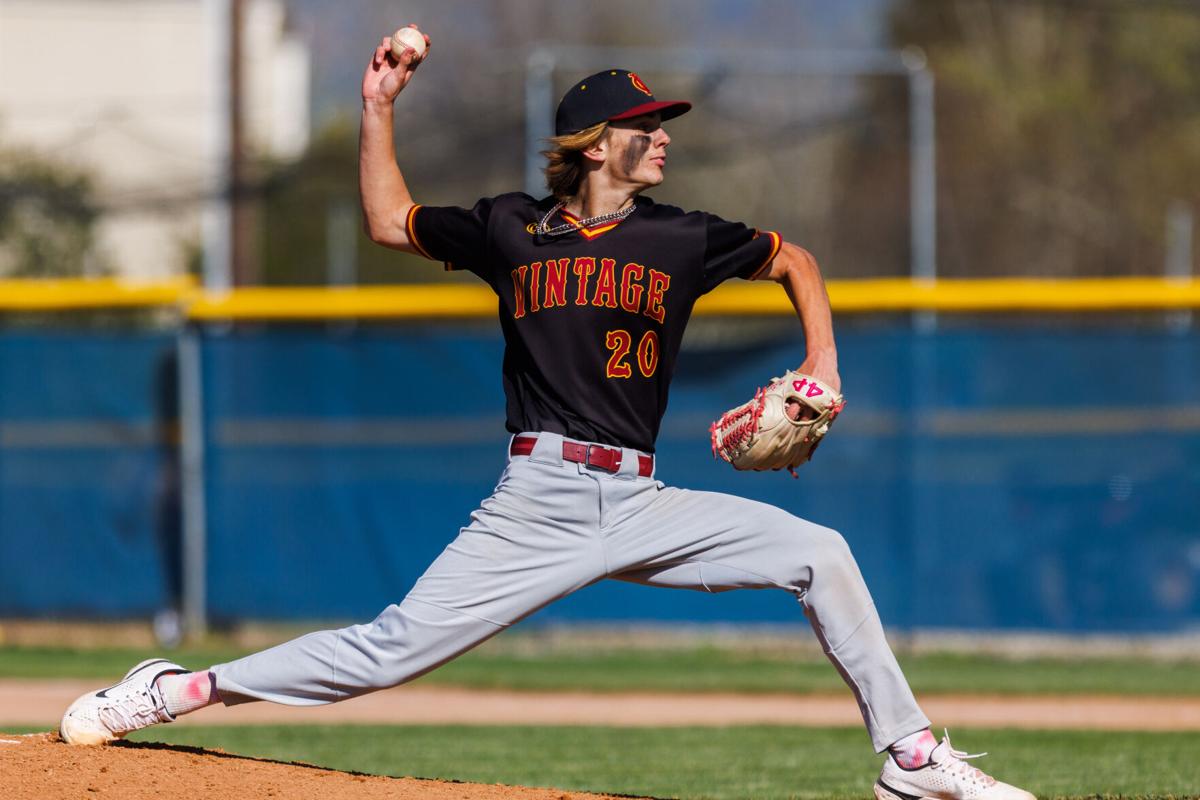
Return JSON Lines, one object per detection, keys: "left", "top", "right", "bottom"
{"left": 605, "top": 329, "right": 659, "bottom": 378}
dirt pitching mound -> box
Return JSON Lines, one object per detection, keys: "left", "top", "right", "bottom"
{"left": 0, "top": 732, "right": 634, "bottom": 800}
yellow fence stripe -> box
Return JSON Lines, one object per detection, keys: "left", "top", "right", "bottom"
{"left": 186, "top": 285, "right": 497, "bottom": 320}
{"left": 831, "top": 277, "right": 1200, "bottom": 312}
{"left": 701, "top": 278, "right": 1200, "bottom": 314}
{"left": 2, "top": 277, "right": 1200, "bottom": 317}
{"left": 0, "top": 277, "right": 197, "bottom": 311}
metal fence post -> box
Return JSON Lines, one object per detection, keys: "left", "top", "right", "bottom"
{"left": 1166, "top": 200, "right": 1194, "bottom": 333}
{"left": 906, "top": 50, "right": 937, "bottom": 332}
{"left": 178, "top": 324, "right": 209, "bottom": 638}
{"left": 525, "top": 50, "right": 557, "bottom": 198}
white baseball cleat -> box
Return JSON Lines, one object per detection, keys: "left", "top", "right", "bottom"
{"left": 60, "top": 658, "right": 186, "bottom": 745}
{"left": 874, "top": 731, "right": 1036, "bottom": 800}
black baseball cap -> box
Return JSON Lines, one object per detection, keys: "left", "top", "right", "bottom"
{"left": 554, "top": 69, "right": 692, "bottom": 136}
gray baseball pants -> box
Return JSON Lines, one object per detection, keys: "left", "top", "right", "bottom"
{"left": 211, "top": 431, "right": 929, "bottom": 752}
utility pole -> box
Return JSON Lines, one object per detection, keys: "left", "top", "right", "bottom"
{"left": 202, "top": 0, "right": 231, "bottom": 292}
{"left": 230, "top": 0, "right": 259, "bottom": 286}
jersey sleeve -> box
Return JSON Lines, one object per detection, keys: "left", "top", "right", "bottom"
{"left": 700, "top": 213, "right": 783, "bottom": 294}
{"left": 406, "top": 198, "right": 495, "bottom": 282}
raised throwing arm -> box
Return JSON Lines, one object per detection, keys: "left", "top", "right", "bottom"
{"left": 359, "top": 26, "right": 430, "bottom": 251}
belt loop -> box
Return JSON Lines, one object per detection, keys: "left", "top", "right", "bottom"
{"left": 529, "top": 431, "right": 564, "bottom": 465}
{"left": 617, "top": 447, "right": 639, "bottom": 479}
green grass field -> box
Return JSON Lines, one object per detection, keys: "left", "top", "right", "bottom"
{"left": 3, "top": 642, "right": 1199, "bottom": 696}
{"left": 7, "top": 724, "right": 1197, "bottom": 799}
{"left": 118, "top": 725, "right": 1200, "bottom": 799}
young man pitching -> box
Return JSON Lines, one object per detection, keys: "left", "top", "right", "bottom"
{"left": 62, "top": 26, "right": 1035, "bottom": 800}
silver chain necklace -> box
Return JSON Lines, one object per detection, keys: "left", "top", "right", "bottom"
{"left": 535, "top": 199, "right": 636, "bottom": 237}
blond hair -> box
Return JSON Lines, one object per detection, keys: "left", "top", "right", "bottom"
{"left": 541, "top": 122, "right": 609, "bottom": 201}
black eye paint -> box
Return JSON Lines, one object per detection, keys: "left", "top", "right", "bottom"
{"left": 622, "top": 134, "right": 652, "bottom": 175}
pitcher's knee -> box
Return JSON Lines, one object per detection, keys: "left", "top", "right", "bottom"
{"left": 806, "top": 524, "right": 870, "bottom": 594}
{"left": 813, "top": 524, "right": 854, "bottom": 562}
{"left": 780, "top": 522, "right": 860, "bottom": 591}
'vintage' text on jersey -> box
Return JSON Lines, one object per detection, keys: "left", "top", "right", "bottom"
{"left": 407, "top": 193, "right": 781, "bottom": 452}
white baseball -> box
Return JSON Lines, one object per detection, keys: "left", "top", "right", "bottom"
{"left": 390, "top": 27, "right": 426, "bottom": 61}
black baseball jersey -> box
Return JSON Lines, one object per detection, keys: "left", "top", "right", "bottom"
{"left": 407, "top": 193, "right": 782, "bottom": 452}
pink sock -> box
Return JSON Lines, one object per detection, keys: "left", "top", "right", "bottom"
{"left": 889, "top": 728, "right": 937, "bottom": 768}
{"left": 156, "top": 670, "right": 219, "bottom": 717}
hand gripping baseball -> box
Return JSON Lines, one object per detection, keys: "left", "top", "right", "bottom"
{"left": 710, "top": 371, "right": 845, "bottom": 477}
{"left": 362, "top": 25, "right": 431, "bottom": 104}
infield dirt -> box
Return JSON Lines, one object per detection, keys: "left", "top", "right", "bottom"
{"left": 0, "top": 732, "right": 631, "bottom": 800}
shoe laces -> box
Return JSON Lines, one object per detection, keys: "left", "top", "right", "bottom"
{"left": 98, "top": 685, "right": 171, "bottom": 734}
{"left": 931, "top": 730, "right": 997, "bottom": 787}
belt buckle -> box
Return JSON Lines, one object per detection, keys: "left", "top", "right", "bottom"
{"left": 586, "top": 444, "right": 620, "bottom": 473}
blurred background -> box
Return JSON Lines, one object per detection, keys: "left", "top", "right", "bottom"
{"left": 1, "top": 0, "right": 1198, "bottom": 647}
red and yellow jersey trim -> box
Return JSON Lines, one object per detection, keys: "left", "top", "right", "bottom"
{"left": 405, "top": 204, "right": 435, "bottom": 261}
{"left": 558, "top": 210, "right": 627, "bottom": 240}
{"left": 749, "top": 230, "right": 783, "bottom": 280}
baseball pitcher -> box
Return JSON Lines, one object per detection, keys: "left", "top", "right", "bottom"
{"left": 62, "top": 27, "right": 1034, "bottom": 800}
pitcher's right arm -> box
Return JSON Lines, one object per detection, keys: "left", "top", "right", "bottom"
{"left": 359, "top": 26, "right": 430, "bottom": 251}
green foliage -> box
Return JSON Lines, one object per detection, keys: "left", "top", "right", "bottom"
{"left": 0, "top": 146, "right": 106, "bottom": 277}
{"left": 255, "top": 116, "right": 476, "bottom": 286}
{"left": 123, "top": 725, "right": 1200, "bottom": 799}
{"left": 842, "top": 0, "right": 1200, "bottom": 278}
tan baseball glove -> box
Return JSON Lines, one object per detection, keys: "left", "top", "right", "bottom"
{"left": 710, "top": 370, "right": 845, "bottom": 477}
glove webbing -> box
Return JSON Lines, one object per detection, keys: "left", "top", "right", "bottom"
{"left": 709, "top": 387, "right": 766, "bottom": 462}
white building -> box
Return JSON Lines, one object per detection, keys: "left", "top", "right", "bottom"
{"left": 0, "top": 0, "right": 310, "bottom": 279}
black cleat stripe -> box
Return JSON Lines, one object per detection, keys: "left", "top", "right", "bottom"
{"left": 877, "top": 779, "right": 923, "bottom": 800}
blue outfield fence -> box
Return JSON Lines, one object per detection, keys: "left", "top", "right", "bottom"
{"left": 0, "top": 331, "right": 180, "bottom": 616}
{"left": 2, "top": 324, "right": 1198, "bottom": 632}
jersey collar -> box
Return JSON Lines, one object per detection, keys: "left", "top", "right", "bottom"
{"left": 557, "top": 207, "right": 630, "bottom": 240}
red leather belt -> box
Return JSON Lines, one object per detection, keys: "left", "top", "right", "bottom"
{"left": 510, "top": 435, "right": 653, "bottom": 478}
